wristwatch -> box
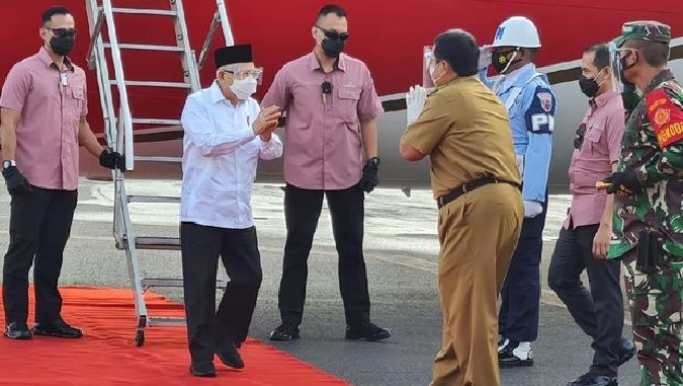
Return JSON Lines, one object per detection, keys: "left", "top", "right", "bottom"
{"left": 2, "top": 160, "right": 15, "bottom": 170}
{"left": 366, "top": 157, "right": 380, "bottom": 167}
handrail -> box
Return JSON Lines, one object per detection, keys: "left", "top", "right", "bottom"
{"left": 86, "top": 10, "right": 104, "bottom": 70}
{"left": 102, "top": 0, "right": 135, "bottom": 170}
{"left": 197, "top": 12, "right": 220, "bottom": 70}
{"left": 215, "top": 0, "right": 235, "bottom": 46}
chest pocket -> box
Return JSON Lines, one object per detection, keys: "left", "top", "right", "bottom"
{"left": 583, "top": 125, "right": 606, "bottom": 154}
{"left": 69, "top": 84, "right": 85, "bottom": 122}
{"left": 335, "top": 86, "right": 361, "bottom": 121}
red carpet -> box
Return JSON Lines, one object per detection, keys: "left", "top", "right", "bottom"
{"left": 0, "top": 287, "right": 350, "bottom": 386}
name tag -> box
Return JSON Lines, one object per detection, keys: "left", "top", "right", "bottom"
{"left": 516, "top": 155, "right": 525, "bottom": 179}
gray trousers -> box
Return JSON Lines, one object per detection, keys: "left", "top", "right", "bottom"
{"left": 547, "top": 224, "right": 624, "bottom": 376}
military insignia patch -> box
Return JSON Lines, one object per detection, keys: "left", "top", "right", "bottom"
{"left": 537, "top": 92, "right": 553, "bottom": 112}
{"left": 653, "top": 108, "right": 670, "bottom": 126}
{"left": 645, "top": 87, "right": 683, "bottom": 148}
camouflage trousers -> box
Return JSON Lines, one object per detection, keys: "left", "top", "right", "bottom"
{"left": 622, "top": 250, "right": 683, "bottom": 386}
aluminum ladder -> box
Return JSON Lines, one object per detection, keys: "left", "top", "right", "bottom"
{"left": 84, "top": 0, "right": 236, "bottom": 347}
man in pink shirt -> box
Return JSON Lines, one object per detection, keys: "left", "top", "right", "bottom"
{"left": 261, "top": 4, "right": 390, "bottom": 342}
{"left": 547, "top": 43, "right": 634, "bottom": 386}
{"left": 0, "top": 6, "right": 124, "bottom": 341}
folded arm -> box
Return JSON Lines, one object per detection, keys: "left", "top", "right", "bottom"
{"left": 400, "top": 94, "right": 451, "bottom": 161}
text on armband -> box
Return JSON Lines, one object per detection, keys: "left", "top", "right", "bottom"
{"left": 530, "top": 113, "right": 554, "bottom": 133}
{"left": 656, "top": 122, "right": 683, "bottom": 148}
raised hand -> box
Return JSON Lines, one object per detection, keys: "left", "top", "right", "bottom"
{"left": 253, "top": 106, "right": 281, "bottom": 136}
{"left": 406, "top": 85, "right": 427, "bottom": 126}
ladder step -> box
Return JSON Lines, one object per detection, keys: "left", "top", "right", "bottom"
{"left": 147, "top": 316, "right": 185, "bottom": 327}
{"left": 141, "top": 278, "right": 227, "bottom": 289}
{"left": 135, "top": 237, "right": 180, "bottom": 251}
{"left": 133, "top": 156, "right": 182, "bottom": 163}
{"left": 109, "top": 80, "right": 192, "bottom": 89}
{"left": 110, "top": 7, "right": 178, "bottom": 16}
{"left": 103, "top": 43, "right": 184, "bottom": 52}
{"left": 132, "top": 118, "right": 182, "bottom": 126}
{"left": 127, "top": 195, "right": 180, "bottom": 204}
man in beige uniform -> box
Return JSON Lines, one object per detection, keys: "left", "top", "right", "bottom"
{"left": 400, "top": 28, "right": 524, "bottom": 386}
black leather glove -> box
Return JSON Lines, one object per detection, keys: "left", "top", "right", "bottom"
{"left": 603, "top": 171, "right": 643, "bottom": 196}
{"left": 99, "top": 150, "right": 126, "bottom": 171}
{"left": 360, "top": 158, "right": 379, "bottom": 193}
{"left": 2, "top": 166, "right": 32, "bottom": 195}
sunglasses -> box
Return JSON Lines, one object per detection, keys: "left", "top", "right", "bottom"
{"left": 315, "top": 26, "right": 349, "bottom": 42}
{"left": 574, "top": 123, "right": 587, "bottom": 150}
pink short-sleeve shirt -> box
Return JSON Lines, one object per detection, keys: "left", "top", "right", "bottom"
{"left": 0, "top": 47, "right": 87, "bottom": 191}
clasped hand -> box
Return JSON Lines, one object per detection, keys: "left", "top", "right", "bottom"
{"left": 253, "top": 105, "right": 281, "bottom": 140}
{"left": 406, "top": 85, "right": 427, "bottom": 126}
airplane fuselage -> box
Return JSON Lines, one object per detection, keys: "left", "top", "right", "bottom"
{"left": 2, "top": 0, "right": 683, "bottom": 195}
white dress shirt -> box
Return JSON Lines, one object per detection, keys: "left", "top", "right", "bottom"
{"left": 180, "top": 81, "right": 283, "bottom": 229}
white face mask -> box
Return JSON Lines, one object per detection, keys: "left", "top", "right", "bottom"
{"left": 230, "top": 78, "right": 257, "bottom": 100}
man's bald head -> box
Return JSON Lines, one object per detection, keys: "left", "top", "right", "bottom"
{"left": 433, "top": 28, "right": 480, "bottom": 77}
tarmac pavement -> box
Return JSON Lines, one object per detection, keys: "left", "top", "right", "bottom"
{"left": 0, "top": 178, "right": 643, "bottom": 385}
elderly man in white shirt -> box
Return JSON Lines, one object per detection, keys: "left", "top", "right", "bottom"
{"left": 179, "top": 44, "right": 282, "bottom": 378}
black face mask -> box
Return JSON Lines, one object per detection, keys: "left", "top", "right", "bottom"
{"left": 491, "top": 50, "right": 518, "bottom": 74}
{"left": 50, "top": 33, "right": 76, "bottom": 57}
{"left": 321, "top": 38, "right": 345, "bottom": 59}
{"left": 579, "top": 75, "right": 600, "bottom": 98}
{"left": 618, "top": 51, "right": 638, "bottom": 85}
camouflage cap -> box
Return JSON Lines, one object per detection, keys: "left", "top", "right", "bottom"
{"left": 613, "top": 20, "right": 671, "bottom": 47}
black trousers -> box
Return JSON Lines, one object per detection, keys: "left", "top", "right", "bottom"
{"left": 2, "top": 188, "right": 78, "bottom": 324}
{"left": 180, "top": 222, "right": 262, "bottom": 362}
{"left": 548, "top": 225, "right": 624, "bottom": 376}
{"left": 277, "top": 183, "right": 371, "bottom": 327}
{"left": 498, "top": 197, "right": 548, "bottom": 343}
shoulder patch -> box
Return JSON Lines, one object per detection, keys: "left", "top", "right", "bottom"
{"left": 524, "top": 86, "right": 557, "bottom": 134}
{"left": 536, "top": 91, "right": 553, "bottom": 113}
{"left": 645, "top": 87, "right": 683, "bottom": 148}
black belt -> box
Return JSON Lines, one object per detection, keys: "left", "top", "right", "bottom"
{"left": 437, "top": 177, "right": 519, "bottom": 209}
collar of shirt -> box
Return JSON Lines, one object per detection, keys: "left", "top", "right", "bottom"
{"left": 644, "top": 69, "right": 675, "bottom": 93}
{"left": 495, "top": 63, "right": 536, "bottom": 94}
{"left": 37, "top": 46, "right": 74, "bottom": 72}
{"left": 307, "top": 51, "right": 347, "bottom": 72}
{"left": 210, "top": 81, "right": 227, "bottom": 104}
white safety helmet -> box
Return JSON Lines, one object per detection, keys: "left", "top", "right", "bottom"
{"left": 490, "top": 16, "right": 541, "bottom": 48}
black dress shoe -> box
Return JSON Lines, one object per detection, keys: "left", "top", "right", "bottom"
{"left": 269, "top": 323, "right": 300, "bottom": 341}
{"left": 4, "top": 322, "right": 32, "bottom": 340}
{"left": 567, "top": 372, "right": 617, "bottom": 386}
{"left": 617, "top": 338, "right": 635, "bottom": 366}
{"left": 189, "top": 361, "right": 216, "bottom": 377}
{"left": 216, "top": 342, "right": 244, "bottom": 369}
{"left": 32, "top": 319, "right": 83, "bottom": 339}
{"left": 345, "top": 322, "right": 391, "bottom": 341}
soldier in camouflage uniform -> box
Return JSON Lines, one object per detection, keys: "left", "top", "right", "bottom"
{"left": 602, "top": 21, "right": 683, "bottom": 386}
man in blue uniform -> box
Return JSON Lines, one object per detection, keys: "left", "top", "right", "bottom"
{"left": 478, "top": 15, "right": 557, "bottom": 367}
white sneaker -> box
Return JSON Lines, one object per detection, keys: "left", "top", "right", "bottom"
{"left": 499, "top": 340, "right": 534, "bottom": 367}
